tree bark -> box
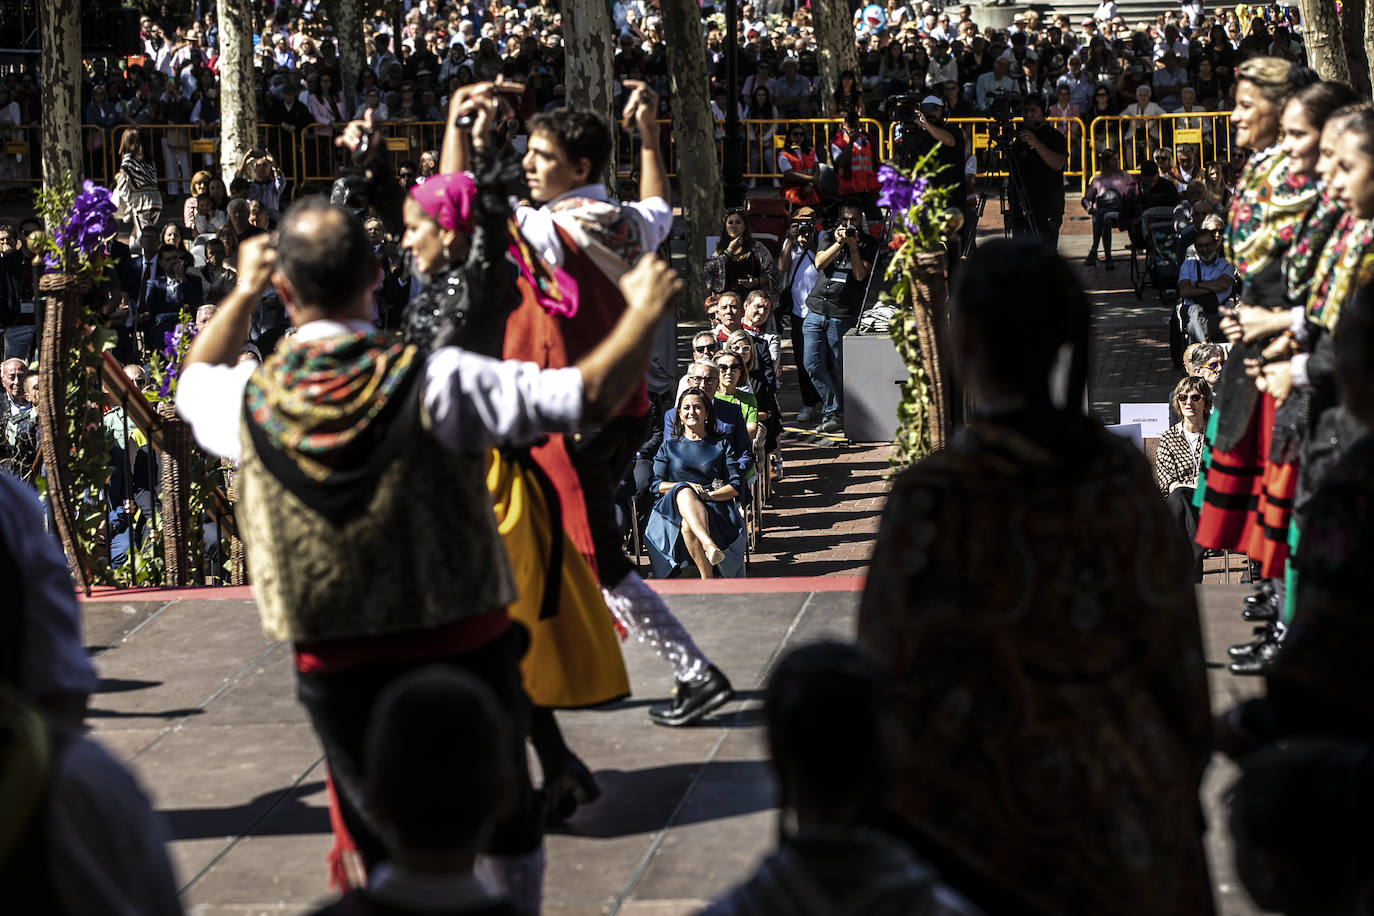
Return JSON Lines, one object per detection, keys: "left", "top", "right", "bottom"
{"left": 812, "top": 0, "right": 860, "bottom": 125}
{"left": 1343, "top": 0, "right": 1369, "bottom": 96}
{"left": 1298, "top": 0, "right": 1351, "bottom": 83}
{"left": 39, "top": 0, "right": 82, "bottom": 188}
{"left": 218, "top": 0, "right": 258, "bottom": 187}
{"left": 561, "top": 0, "right": 617, "bottom": 188}
{"left": 1364, "top": 0, "right": 1374, "bottom": 96}
{"left": 323, "top": 0, "right": 367, "bottom": 113}
{"left": 663, "top": 0, "right": 723, "bottom": 313}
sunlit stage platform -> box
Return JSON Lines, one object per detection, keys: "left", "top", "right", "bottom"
{"left": 79, "top": 579, "right": 1261, "bottom": 915}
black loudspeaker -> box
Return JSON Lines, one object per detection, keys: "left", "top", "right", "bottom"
{"left": 82, "top": 4, "right": 141, "bottom": 54}
{"left": 0, "top": 0, "right": 39, "bottom": 51}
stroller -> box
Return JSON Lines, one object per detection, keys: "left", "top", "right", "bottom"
{"left": 1130, "top": 205, "right": 1183, "bottom": 301}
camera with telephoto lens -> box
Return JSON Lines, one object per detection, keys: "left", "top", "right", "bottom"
{"left": 885, "top": 93, "right": 922, "bottom": 123}
{"left": 985, "top": 89, "right": 1024, "bottom": 147}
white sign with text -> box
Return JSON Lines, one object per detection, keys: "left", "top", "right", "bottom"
{"left": 1119, "top": 403, "right": 1171, "bottom": 440}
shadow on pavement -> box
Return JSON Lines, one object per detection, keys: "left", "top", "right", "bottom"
{"left": 551, "top": 760, "right": 773, "bottom": 839}
{"left": 161, "top": 780, "right": 331, "bottom": 840}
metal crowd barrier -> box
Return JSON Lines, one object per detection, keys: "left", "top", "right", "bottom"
{"left": 612, "top": 117, "right": 889, "bottom": 182}
{"left": 14, "top": 112, "right": 1232, "bottom": 202}
{"left": 1087, "top": 111, "right": 1235, "bottom": 176}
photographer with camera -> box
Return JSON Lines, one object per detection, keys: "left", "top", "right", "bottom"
{"left": 1010, "top": 94, "right": 1068, "bottom": 252}
{"left": 777, "top": 207, "right": 823, "bottom": 424}
{"left": 803, "top": 204, "right": 877, "bottom": 435}
{"left": 829, "top": 111, "right": 880, "bottom": 219}
{"left": 903, "top": 95, "right": 967, "bottom": 202}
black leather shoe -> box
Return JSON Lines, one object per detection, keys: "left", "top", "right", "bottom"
{"left": 1229, "top": 639, "right": 1280, "bottom": 676}
{"left": 542, "top": 755, "right": 602, "bottom": 825}
{"left": 1242, "top": 598, "right": 1278, "bottom": 622}
{"left": 1244, "top": 581, "right": 1276, "bottom": 608}
{"left": 1228, "top": 629, "right": 1272, "bottom": 659}
{"left": 648, "top": 665, "right": 735, "bottom": 727}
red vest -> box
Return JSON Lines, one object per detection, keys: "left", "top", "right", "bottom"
{"left": 835, "top": 133, "right": 879, "bottom": 195}
{"left": 552, "top": 223, "right": 650, "bottom": 418}
{"left": 779, "top": 148, "right": 822, "bottom": 207}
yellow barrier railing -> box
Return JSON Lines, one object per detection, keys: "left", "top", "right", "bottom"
{"left": 612, "top": 117, "right": 889, "bottom": 181}
{"left": 1087, "top": 111, "right": 1234, "bottom": 176}
{"left": 20, "top": 112, "right": 1227, "bottom": 205}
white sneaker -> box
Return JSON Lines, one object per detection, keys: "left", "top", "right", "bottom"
{"left": 769, "top": 454, "right": 784, "bottom": 481}
{"left": 796, "top": 406, "right": 818, "bottom": 424}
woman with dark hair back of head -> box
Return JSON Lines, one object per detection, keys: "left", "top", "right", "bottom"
{"left": 858, "top": 238, "right": 1214, "bottom": 916}
{"left": 115, "top": 126, "right": 164, "bottom": 245}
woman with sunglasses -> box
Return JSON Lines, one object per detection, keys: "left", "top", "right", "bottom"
{"left": 705, "top": 210, "right": 777, "bottom": 301}
{"left": 1084, "top": 83, "right": 1119, "bottom": 162}
{"left": 1157, "top": 376, "right": 1214, "bottom": 581}
{"left": 714, "top": 352, "right": 759, "bottom": 444}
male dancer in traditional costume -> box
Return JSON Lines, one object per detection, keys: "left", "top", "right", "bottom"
{"left": 176, "top": 197, "right": 680, "bottom": 911}
{"left": 445, "top": 81, "right": 735, "bottom": 726}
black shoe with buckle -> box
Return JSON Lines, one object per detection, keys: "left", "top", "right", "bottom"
{"left": 1229, "top": 639, "right": 1280, "bottom": 676}
{"left": 648, "top": 665, "right": 735, "bottom": 727}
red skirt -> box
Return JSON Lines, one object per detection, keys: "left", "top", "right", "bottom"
{"left": 1197, "top": 394, "right": 1274, "bottom": 551}
{"left": 1244, "top": 459, "right": 1298, "bottom": 578}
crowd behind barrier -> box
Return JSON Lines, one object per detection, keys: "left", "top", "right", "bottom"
{"left": 2, "top": 110, "right": 1240, "bottom": 198}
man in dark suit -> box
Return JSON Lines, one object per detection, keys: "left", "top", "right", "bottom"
{"left": 143, "top": 245, "right": 203, "bottom": 352}
{"left": 1, "top": 219, "right": 43, "bottom": 363}
{"left": 114, "top": 225, "right": 163, "bottom": 363}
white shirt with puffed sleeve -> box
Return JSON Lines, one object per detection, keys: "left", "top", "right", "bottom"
{"left": 176, "top": 319, "right": 583, "bottom": 463}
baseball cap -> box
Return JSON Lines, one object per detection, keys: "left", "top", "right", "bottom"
{"left": 921, "top": 95, "right": 943, "bottom": 107}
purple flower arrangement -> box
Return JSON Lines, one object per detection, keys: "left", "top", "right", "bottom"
{"left": 153, "top": 318, "right": 198, "bottom": 399}
{"left": 875, "top": 151, "right": 956, "bottom": 254}
{"left": 876, "top": 164, "right": 931, "bottom": 214}
{"left": 34, "top": 179, "right": 117, "bottom": 281}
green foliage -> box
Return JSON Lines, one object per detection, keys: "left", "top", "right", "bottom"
{"left": 876, "top": 153, "right": 960, "bottom": 471}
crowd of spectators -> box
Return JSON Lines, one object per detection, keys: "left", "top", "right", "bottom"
{"left": 0, "top": 0, "right": 1319, "bottom": 206}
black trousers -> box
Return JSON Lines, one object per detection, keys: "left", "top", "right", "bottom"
{"left": 1013, "top": 211, "right": 1063, "bottom": 254}
{"left": 295, "top": 625, "right": 541, "bottom": 869}
{"left": 566, "top": 412, "right": 651, "bottom": 588}
{"left": 1166, "top": 486, "right": 1206, "bottom": 582}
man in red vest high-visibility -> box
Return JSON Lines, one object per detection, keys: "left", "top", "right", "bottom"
{"left": 777, "top": 124, "right": 822, "bottom": 211}
{"left": 829, "top": 110, "right": 879, "bottom": 218}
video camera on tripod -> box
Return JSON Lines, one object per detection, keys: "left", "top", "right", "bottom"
{"left": 984, "top": 90, "right": 1024, "bottom": 152}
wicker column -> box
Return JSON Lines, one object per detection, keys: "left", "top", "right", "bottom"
{"left": 157, "top": 403, "right": 193, "bottom": 586}
{"left": 35, "top": 274, "right": 92, "bottom": 593}
{"left": 909, "top": 251, "right": 952, "bottom": 452}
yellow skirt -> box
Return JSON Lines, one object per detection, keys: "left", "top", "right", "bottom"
{"left": 486, "top": 450, "right": 630, "bottom": 708}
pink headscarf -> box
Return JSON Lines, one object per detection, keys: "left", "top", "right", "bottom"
{"left": 408, "top": 173, "right": 476, "bottom": 233}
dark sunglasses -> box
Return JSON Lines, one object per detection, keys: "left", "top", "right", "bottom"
{"left": 694, "top": 343, "right": 716, "bottom": 352}
{"left": 718, "top": 362, "right": 742, "bottom": 371}
{"left": 1181, "top": 393, "right": 1206, "bottom": 402}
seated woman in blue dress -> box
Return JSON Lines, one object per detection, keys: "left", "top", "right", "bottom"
{"left": 646, "top": 389, "right": 746, "bottom": 579}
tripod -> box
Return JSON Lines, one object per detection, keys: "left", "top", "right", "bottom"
{"left": 962, "top": 121, "right": 1039, "bottom": 258}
